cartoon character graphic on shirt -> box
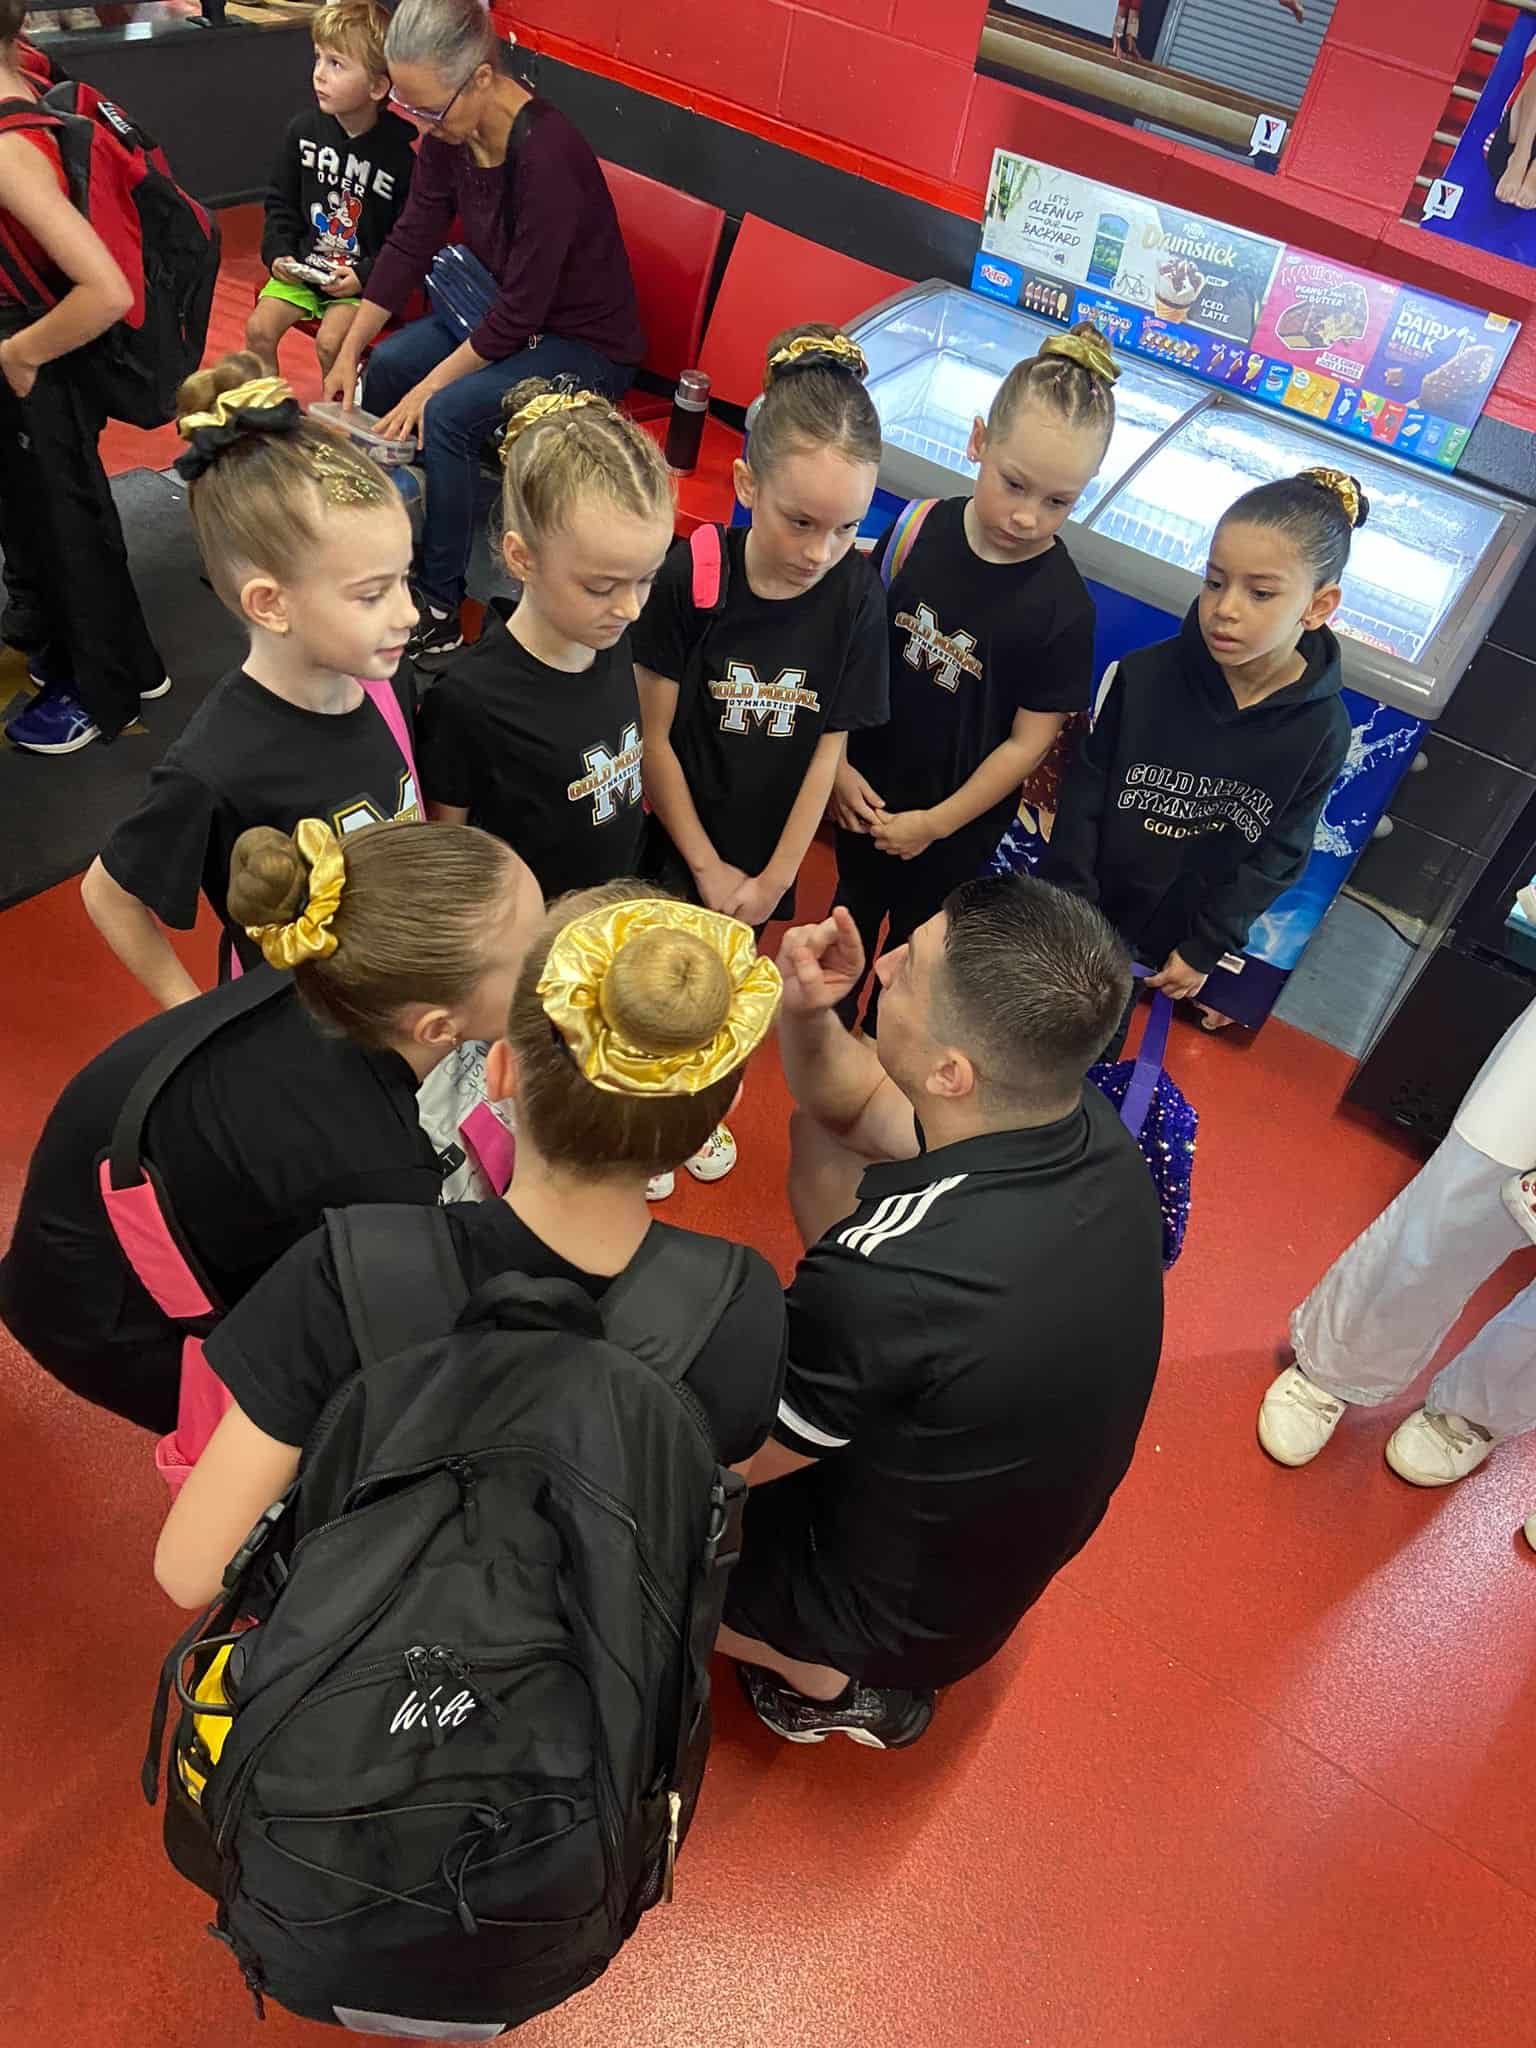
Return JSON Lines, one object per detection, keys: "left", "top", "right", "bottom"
{"left": 566, "top": 723, "right": 643, "bottom": 825}
{"left": 709, "top": 662, "right": 822, "bottom": 738}
{"left": 332, "top": 771, "right": 420, "bottom": 837}
{"left": 309, "top": 188, "right": 364, "bottom": 271}
{"left": 893, "top": 602, "right": 983, "bottom": 696}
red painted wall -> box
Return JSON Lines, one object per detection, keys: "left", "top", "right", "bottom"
{"left": 501, "top": 0, "right": 1536, "bottom": 432}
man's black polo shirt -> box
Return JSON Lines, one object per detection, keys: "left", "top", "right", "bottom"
{"left": 733, "top": 1085, "right": 1164, "bottom": 1689}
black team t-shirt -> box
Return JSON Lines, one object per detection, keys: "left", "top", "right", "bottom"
{"left": 0, "top": 978, "right": 440, "bottom": 1433}
{"left": 206, "top": 1204, "right": 788, "bottom": 1462}
{"left": 850, "top": 500, "right": 1096, "bottom": 867}
{"left": 416, "top": 626, "right": 646, "bottom": 899}
{"left": 630, "top": 528, "right": 890, "bottom": 879}
{"left": 99, "top": 670, "right": 420, "bottom": 970}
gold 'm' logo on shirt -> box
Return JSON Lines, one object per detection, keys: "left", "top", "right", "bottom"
{"left": 710, "top": 662, "right": 822, "bottom": 738}
{"left": 566, "top": 722, "right": 643, "bottom": 824}
{"left": 895, "top": 604, "right": 981, "bottom": 694}
{"left": 333, "top": 773, "right": 420, "bottom": 836}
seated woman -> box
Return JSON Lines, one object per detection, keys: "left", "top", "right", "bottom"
{"left": 324, "top": 0, "right": 645, "bottom": 663}
{"left": 0, "top": 818, "right": 541, "bottom": 1438}
{"left": 154, "top": 883, "right": 787, "bottom": 1609}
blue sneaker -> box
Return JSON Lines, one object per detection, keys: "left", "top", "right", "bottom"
{"left": 5, "top": 685, "right": 100, "bottom": 754}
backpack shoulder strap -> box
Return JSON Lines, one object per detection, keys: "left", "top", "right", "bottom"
{"left": 0, "top": 96, "right": 61, "bottom": 136}
{"left": 879, "top": 497, "right": 937, "bottom": 589}
{"left": 688, "top": 523, "right": 726, "bottom": 614}
{"left": 599, "top": 1226, "right": 749, "bottom": 1387}
{"left": 106, "top": 967, "right": 290, "bottom": 1189}
{"left": 325, "top": 1203, "right": 468, "bottom": 1371}
{"left": 359, "top": 675, "right": 418, "bottom": 788}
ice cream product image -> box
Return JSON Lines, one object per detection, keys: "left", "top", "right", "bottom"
{"left": 1154, "top": 256, "right": 1205, "bottom": 323}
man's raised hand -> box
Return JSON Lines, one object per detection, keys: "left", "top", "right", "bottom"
{"left": 778, "top": 907, "right": 866, "bottom": 1016}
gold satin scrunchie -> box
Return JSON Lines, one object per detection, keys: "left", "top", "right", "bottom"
{"left": 499, "top": 388, "right": 606, "bottom": 464}
{"left": 176, "top": 375, "right": 294, "bottom": 439}
{"left": 767, "top": 332, "right": 870, "bottom": 381}
{"left": 1041, "top": 326, "right": 1121, "bottom": 386}
{"left": 538, "top": 900, "right": 783, "bottom": 1097}
{"left": 245, "top": 818, "right": 347, "bottom": 968}
{"left": 1301, "top": 466, "right": 1364, "bottom": 530}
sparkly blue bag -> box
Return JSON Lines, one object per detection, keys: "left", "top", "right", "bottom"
{"left": 1088, "top": 981, "right": 1197, "bottom": 1269}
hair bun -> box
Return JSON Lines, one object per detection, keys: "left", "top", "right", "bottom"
{"left": 764, "top": 326, "right": 869, "bottom": 387}
{"left": 1041, "top": 321, "right": 1121, "bottom": 386}
{"left": 174, "top": 351, "right": 304, "bottom": 482}
{"left": 601, "top": 927, "right": 732, "bottom": 1055}
{"left": 499, "top": 375, "right": 609, "bottom": 456}
{"left": 1301, "top": 465, "right": 1369, "bottom": 532}
{"left": 226, "top": 825, "right": 309, "bottom": 929}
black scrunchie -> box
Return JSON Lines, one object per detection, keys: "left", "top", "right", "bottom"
{"left": 173, "top": 396, "right": 306, "bottom": 483}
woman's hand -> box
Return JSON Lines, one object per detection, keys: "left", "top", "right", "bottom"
{"left": 829, "top": 760, "right": 884, "bottom": 835}
{"left": 0, "top": 335, "right": 36, "bottom": 399}
{"left": 692, "top": 857, "right": 750, "bottom": 915}
{"left": 871, "top": 808, "right": 939, "bottom": 861}
{"left": 1146, "top": 948, "right": 1208, "bottom": 1002}
{"left": 723, "top": 871, "right": 787, "bottom": 929}
{"left": 375, "top": 377, "right": 440, "bottom": 443}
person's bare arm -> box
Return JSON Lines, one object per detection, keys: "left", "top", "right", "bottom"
{"left": 0, "top": 135, "right": 132, "bottom": 393}
{"left": 154, "top": 1404, "right": 302, "bottom": 1608}
{"left": 635, "top": 662, "right": 744, "bottom": 908}
{"left": 873, "top": 708, "right": 1067, "bottom": 860}
{"left": 80, "top": 857, "right": 202, "bottom": 1008}
{"left": 322, "top": 298, "right": 392, "bottom": 406}
{"left": 426, "top": 800, "right": 470, "bottom": 826}
{"left": 727, "top": 730, "right": 845, "bottom": 927}
{"left": 777, "top": 909, "right": 918, "bottom": 1161}
{"left": 744, "top": 1436, "right": 817, "bottom": 1487}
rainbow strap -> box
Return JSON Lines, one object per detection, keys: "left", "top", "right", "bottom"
{"left": 879, "top": 497, "right": 938, "bottom": 589}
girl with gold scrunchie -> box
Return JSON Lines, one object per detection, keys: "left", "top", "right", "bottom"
{"left": 153, "top": 884, "right": 788, "bottom": 1613}
{"left": 80, "top": 350, "right": 423, "bottom": 1012}
{"left": 832, "top": 320, "right": 1121, "bottom": 1041}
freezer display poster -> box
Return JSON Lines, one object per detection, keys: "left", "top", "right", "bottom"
{"left": 972, "top": 152, "right": 1519, "bottom": 471}
{"left": 1418, "top": 17, "right": 1536, "bottom": 269}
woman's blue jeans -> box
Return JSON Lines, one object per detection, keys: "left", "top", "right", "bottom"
{"left": 363, "top": 317, "right": 635, "bottom": 609}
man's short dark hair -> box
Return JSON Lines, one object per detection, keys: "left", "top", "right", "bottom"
{"left": 937, "top": 874, "right": 1131, "bottom": 1110}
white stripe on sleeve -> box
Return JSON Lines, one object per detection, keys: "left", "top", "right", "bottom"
{"left": 776, "top": 1398, "right": 850, "bottom": 1451}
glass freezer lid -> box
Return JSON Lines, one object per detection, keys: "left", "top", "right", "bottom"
{"left": 860, "top": 284, "right": 1202, "bottom": 516}
{"left": 1085, "top": 400, "right": 1505, "bottom": 664}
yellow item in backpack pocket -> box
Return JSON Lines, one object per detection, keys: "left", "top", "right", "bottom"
{"left": 176, "top": 1642, "right": 237, "bottom": 1805}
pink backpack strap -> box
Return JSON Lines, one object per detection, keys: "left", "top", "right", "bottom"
{"left": 98, "top": 1158, "right": 214, "bottom": 1320}
{"left": 360, "top": 675, "right": 419, "bottom": 787}
{"left": 153, "top": 1335, "right": 232, "bottom": 1497}
{"left": 688, "top": 523, "right": 724, "bottom": 611}
{"left": 460, "top": 1101, "right": 516, "bottom": 1196}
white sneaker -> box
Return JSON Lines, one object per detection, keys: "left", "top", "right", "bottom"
{"left": 645, "top": 1171, "right": 675, "bottom": 1202}
{"left": 1257, "top": 1364, "right": 1347, "bottom": 1467}
{"left": 1524, "top": 1513, "right": 1536, "bottom": 1553}
{"left": 1384, "top": 1408, "right": 1495, "bottom": 1487}
{"left": 684, "top": 1123, "right": 737, "bottom": 1184}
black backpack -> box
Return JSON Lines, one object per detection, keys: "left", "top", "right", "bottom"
{"left": 143, "top": 1205, "right": 749, "bottom": 2033}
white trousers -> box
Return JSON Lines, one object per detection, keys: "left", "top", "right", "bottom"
{"left": 1290, "top": 1130, "right": 1536, "bottom": 1441}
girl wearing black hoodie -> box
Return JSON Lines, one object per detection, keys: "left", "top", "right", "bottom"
{"left": 1043, "top": 466, "right": 1362, "bottom": 1036}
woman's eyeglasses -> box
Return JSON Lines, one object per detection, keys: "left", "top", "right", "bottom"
{"left": 389, "top": 74, "right": 471, "bottom": 128}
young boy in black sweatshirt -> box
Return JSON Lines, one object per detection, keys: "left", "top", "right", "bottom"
{"left": 246, "top": 0, "right": 416, "bottom": 383}
{"left": 1043, "top": 467, "right": 1364, "bottom": 1044}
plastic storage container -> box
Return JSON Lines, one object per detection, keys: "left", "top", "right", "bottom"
{"left": 307, "top": 401, "right": 418, "bottom": 469}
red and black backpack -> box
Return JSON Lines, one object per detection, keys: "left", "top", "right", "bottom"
{"left": 0, "top": 80, "right": 219, "bottom": 428}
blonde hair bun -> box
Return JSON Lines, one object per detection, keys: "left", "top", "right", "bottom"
{"left": 226, "top": 825, "right": 309, "bottom": 929}
{"left": 600, "top": 927, "right": 732, "bottom": 1054}
{"left": 175, "top": 349, "right": 268, "bottom": 428}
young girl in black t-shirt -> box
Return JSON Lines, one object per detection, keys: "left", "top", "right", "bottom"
{"left": 417, "top": 378, "right": 675, "bottom": 901}
{"left": 832, "top": 322, "right": 1118, "bottom": 1035}
{"left": 632, "top": 323, "right": 889, "bottom": 1183}
{"left": 81, "top": 351, "right": 422, "bottom": 1006}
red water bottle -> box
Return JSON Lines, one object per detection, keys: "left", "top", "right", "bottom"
{"left": 664, "top": 369, "right": 710, "bottom": 474}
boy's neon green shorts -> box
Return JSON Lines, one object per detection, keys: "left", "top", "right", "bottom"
{"left": 260, "top": 275, "right": 361, "bottom": 320}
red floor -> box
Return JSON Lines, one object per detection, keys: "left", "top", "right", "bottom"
{"left": 5, "top": 218, "right": 1536, "bottom": 2046}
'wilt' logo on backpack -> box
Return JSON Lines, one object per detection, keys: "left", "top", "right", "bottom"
{"left": 389, "top": 1685, "right": 479, "bottom": 1736}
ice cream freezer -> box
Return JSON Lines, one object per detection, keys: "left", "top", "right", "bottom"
{"left": 847, "top": 280, "right": 1536, "bottom": 1027}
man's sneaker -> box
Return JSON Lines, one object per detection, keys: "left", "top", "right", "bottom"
{"left": 406, "top": 592, "right": 463, "bottom": 663}
{"left": 1257, "top": 1364, "right": 1347, "bottom": 1467}
{"left": 1502, "top": 1170, "right": 1536, "bottom": 1247}
{"left": 1385, "top": 1408, "right": 1495, "bottom": 1487}
{"left": 737, "top": 1663, "right": 934, "bottom": 1750}
{"left": 5, "top": 685, "right": 99, "bottom": 754}
{"left": 685, "top": 1123, "right": 737, "bottom": 1184}
{"left": 646, "top": 1171, "right": 675, "bottom": 1201}
{"left": 140, "top": 676, "right": 172, "bottom": 700}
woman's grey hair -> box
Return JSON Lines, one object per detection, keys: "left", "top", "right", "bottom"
{"left": 385, "top": 0, "right": 499, "bottom": 85}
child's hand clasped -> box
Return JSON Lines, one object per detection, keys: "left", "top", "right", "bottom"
{"left": 871, "top": 809, "right": 940, "bottom": 861}
{"left": 830, "top": 761, "right": 884, "bottom": 835}
{"left": 1147, "top": 949, "right": 1209, "bottom": 1002}
{"left": 322, "top": 265, "right": 361, "bottom": 299}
